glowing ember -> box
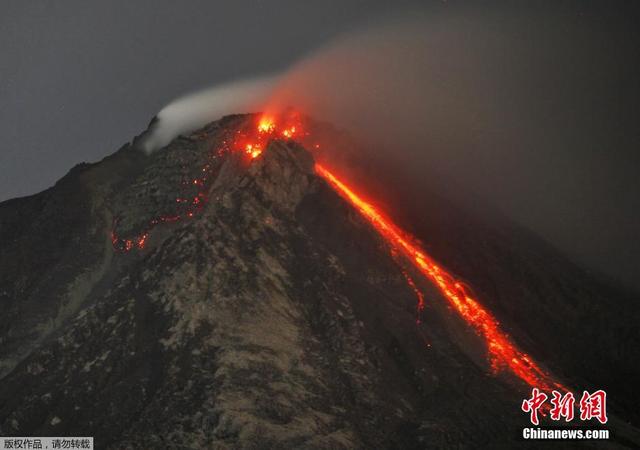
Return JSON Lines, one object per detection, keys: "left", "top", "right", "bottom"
{"left": 245, "top": 143, "right": 262, "bottom": 159}
{"left": 258, "top": 117, "right": 276, "bottom": 133}
{"left": 282, "top": 126, "right": 296, "bottom": 138}
{"left": 136, "top": 233, "right": 148, "bottom": 249}
{"left": 315, "top": 163, "right": 564, "bottom": 391}
{"left": 402, "top": 270, "right": 426, "bottom": 324}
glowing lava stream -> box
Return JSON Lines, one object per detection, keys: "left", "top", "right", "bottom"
{"left": 314, "top": 163, "right": 564, "bottom": 392}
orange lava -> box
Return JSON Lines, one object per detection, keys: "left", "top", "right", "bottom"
{"left": 315, "top": 163, "right": 564, "bottom": 391}
{"left": 401, "top": 269, "right": 426, "bottom": 324}
{"left": 258, "top": 116, "right": 276, "bottom": 133}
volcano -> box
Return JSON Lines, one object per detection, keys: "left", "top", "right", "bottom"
{"left": 0, "top": 114, "right": 639, "bottom": 448}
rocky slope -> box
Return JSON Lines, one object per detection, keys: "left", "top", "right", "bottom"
{"left": 0, "top": 114, "right": 638, "bottom": 449}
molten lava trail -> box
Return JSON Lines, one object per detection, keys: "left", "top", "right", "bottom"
{"left": 401, "top": 269, "right": 426, "bottom": 324}
{"left": 314, "top": 163, "right": 564, "bottom": 392}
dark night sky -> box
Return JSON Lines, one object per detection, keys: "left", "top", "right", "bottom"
{"left": 0, "top": 0, "right": 425, "bottom": 201}
{"left": 1, "top": 1, "right": 639, "bottom": 289}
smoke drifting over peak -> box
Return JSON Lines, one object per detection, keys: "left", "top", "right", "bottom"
{"left": 140, "top": 75, "right": 277, "bottom": 153}
{"left": 146, "top": 7, "right": 640, "bottom": 289}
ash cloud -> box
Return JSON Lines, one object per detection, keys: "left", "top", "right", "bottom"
{"left": 148, "top": 7, "right": 640, "bottom": 289}
{"left": 262, "top": 8, "right": 639, "bottom": 289}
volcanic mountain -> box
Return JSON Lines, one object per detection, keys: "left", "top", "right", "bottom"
{"left": 0, "top": 114, "right": 639, "bottom": 449}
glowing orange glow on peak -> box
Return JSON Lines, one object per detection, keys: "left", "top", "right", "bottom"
{"left": 282, "top": 126, "right": 296, "bottom": 138}
{"left": 245, "top": 143, "right": 263, "bottom": 158}
{"left": 315, "top": 163, "right": 565, "bottom": 392}
{"left": 258, "top": 117, "right": 276, "bottom": 133}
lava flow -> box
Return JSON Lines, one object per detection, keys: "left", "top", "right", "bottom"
{"left": 314, "top": 163, "right": 564, "bottom": 392}
{"left": 245, "top": 113, "right": 563, "bottom": 391}
{"left": 401, "top": 269, "right": 426, "bottom": 324}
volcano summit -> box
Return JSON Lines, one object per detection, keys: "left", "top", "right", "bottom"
{"left": 0, "top": 114, "right": 639, "bottom": 449}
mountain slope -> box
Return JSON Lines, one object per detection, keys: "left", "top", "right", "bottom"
{"left": 0, "top": 114, "right": 638, "bottom": 448}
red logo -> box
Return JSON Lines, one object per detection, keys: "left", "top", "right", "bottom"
{"left": 521, "top": 388, "right": 548, "bottom": 425}
{"left": 579, "top": 390, "right": 608, "bottom": 424}
{"left": 550, "top": 390, "right": 575, "bottom": 422}
{"left": 522, "top": 388, "right": 607, "bottom": 425}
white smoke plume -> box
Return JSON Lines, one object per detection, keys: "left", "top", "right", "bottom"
{"left": 140, "top": 74, "right": 278, "bottom": 153}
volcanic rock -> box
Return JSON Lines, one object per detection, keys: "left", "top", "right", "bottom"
{"left": 0, "top": 114, "right": 638, "bottom": 449}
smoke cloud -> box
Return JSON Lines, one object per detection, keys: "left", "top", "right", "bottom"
{"left": 147, "top": 7, "right": 640, "bottom": 289}
{"left": 141, "top": 74, "right": 277, "bottom": 153}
